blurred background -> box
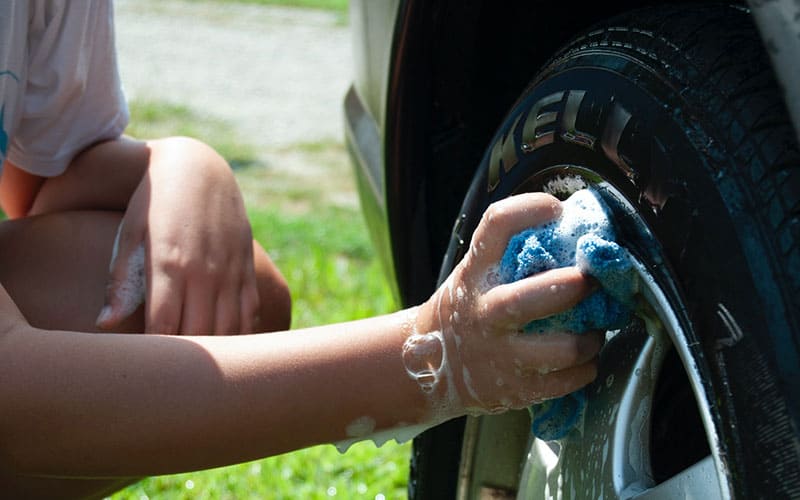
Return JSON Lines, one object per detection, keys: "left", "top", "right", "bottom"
{"left": 110, "top": 0, "right": 407, "bottom": 498}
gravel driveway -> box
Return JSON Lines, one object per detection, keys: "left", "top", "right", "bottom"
{"left": 115, "top": 0, "right": 352, "bottom": 150}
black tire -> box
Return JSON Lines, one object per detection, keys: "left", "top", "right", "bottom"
{"left": 410, "top": 5, "right": 800, "bottom": 499}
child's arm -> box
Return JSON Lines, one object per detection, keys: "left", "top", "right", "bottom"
{"left": 17, "top": 136, "right": 263, "bottom": 334}
{"left": 0, "top": 193, "right": 600, "bottom": 478}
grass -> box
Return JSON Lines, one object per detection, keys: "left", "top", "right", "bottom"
{"left": 116, "top": 442, "right": 407, "bottom": 499}
{"left": 126, "top": 100, "right": 260, "bottom": 170}
{"left": 119, "top": 0, "right": 349, "bottom": 27}
{"left": 109, "top": 98, "right": 410, "bottom": 498}
{"left": 185, "top": 0, "right": 348, "bottom": 14}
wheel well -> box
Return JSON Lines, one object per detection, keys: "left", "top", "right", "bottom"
{"left": 385, "top": 0, "right": 746, "bottom": 306}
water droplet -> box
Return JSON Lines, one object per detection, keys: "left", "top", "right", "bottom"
{"left": 184, "top": 480, "right": 195, "bottom": 490}
{"left": 327, "top": 486, "right": 338, "bottom": 496}
{"left": 375, "top": 494, "right": 387, "bottom": 500}
{"left": 357, "top": 483, "right": 368, "bottom": 494}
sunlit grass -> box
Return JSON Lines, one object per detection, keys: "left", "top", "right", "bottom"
{"left": 126, "top": 100, "right": 260, "bottom": 170}
{"left": 109, "top": 98, "right": 410, "bottom": 498}
{"left": 249, "top": 206, "right": 395, "bottom": 326}
{"left": 186, "top": 0, "right": 348, "bottom": 14}
{"left": 115, "top": 441, "right": 407, "bottom": 500}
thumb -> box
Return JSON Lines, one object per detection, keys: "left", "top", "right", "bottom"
{"left": 96, "top": 222, "right": 147, "bottom": 330}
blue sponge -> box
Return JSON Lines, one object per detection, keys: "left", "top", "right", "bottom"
{"left": 498, "top": 189, "right": 637, "bottom": 440}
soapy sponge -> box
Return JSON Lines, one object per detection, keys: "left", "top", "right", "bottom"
{"left": 498, "top": 189, "right": 637, "bottom": 440}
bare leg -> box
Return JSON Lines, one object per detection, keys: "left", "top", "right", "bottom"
{"left": 0, "top": 210, "right": 291, "bottom": 498}
{"left": 0, "top": 211, "right": 291, "bottom": 333}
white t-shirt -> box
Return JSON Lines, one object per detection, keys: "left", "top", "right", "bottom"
{"left": 0, "top": 0, "right": 129, "bottom": 177}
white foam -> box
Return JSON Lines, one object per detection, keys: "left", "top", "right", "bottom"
{"left": 554, "top": 190, "right": 612, "bottom": 268}
{"left": 334, "top": 422, "right": 438, "bottom": 454}
{"left": 107, "top": 222, "right": 147, "bottom": 320}
{"left": 345, "top": 416, "right": 376, "bottom": 438}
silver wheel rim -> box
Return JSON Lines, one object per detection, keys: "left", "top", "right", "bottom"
{"left": 455, "top": 181, "right": 731, "bottom": 500}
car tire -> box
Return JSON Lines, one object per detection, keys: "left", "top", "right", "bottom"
{"left": 409, "top": 5, "right": 800, "bottom": 499}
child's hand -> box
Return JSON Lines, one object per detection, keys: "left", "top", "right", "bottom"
{"left": 409, "top": 193, "right": 601, "bottom": 419}
{"left": 96, "top": 138, "right": 260, "bottom": 335}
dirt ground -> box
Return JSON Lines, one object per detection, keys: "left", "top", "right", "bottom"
{"left": 115, "top": 0, "right": 352, "bottom": 150}
{"left": 115, "top": 0, "right": 357, "bottom": 208}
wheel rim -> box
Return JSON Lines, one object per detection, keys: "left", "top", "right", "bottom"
{"left": 454, "top": 176, "right": 731, "bottom": 500}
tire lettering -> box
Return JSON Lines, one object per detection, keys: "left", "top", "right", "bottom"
{"left": 601, "top": 101, "right": 634, "bottom": 179}
{"left": 560, "top": 91, "right": 596, "bottom": 149}
{"left": 488, "top": 91, "right": 565, "bottom": 192}
{"left": 488, "top": 113, "right": 523, "bottom": 191}
{"left": 486, "top": 90, "right": 635, "bottom": 191}
{"left": 521, "top": 91, "right": 565, "bottom": 151}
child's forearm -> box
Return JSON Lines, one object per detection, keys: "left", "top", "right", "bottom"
{"left": 0, "top": 309, "right": 425, "bottom": 478}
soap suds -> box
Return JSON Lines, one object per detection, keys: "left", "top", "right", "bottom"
{"left": 345, "top": 416, "right": 376, "bottom": 438}
{"left": 334, "top": 422, "right": 437, "bottom": 454}
{"left": 104, "top": 222, "right": 146, "bottom": 321}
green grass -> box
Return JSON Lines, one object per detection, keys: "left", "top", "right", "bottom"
{"left": 115, "top": 442, "right": 408, "bottom": 499}
{"left": 185, "top": 0, "right": 348, "bottom": 14}
{"left": 126, "top": 100, "right": 260, "bottom": 170}
{"left": 249, "top": 206, "right": 395, "bottom": 326}
{"left": 109, "top": 100, "right": 410, "bottom": 498}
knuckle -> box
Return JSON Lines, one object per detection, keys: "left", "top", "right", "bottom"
{"left": 155, "top": 252, "right": 184, "bottom": 277}
{"left": 483, "top": 202, "right": 509, "bottom": 225}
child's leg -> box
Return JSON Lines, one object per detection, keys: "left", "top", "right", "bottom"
{"left": 0, "top": 210, "right": 142, "bottom": 332}
{"left": 0, "top": 211, "right": 291, "bottom": 334}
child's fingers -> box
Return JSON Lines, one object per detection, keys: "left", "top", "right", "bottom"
{"left": 507, "top": 330, "right": 603, "bottom": 374}
{"left": 521, "top": 360, "right": 599, "bottom": 404}
{"left": 238, "top": 275, "right": 261, "bottom": 334}
{"left": 180, "top": 284, "right": 216, "bottom": 334}
{"left": 479, "top": 267, "right": 593, "bottom": 329}
{"left": 146, "top": 268, "right": 184, "bottom": 334}
{"left": 469, "top": 193, "right": 562, "bottom": 270}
